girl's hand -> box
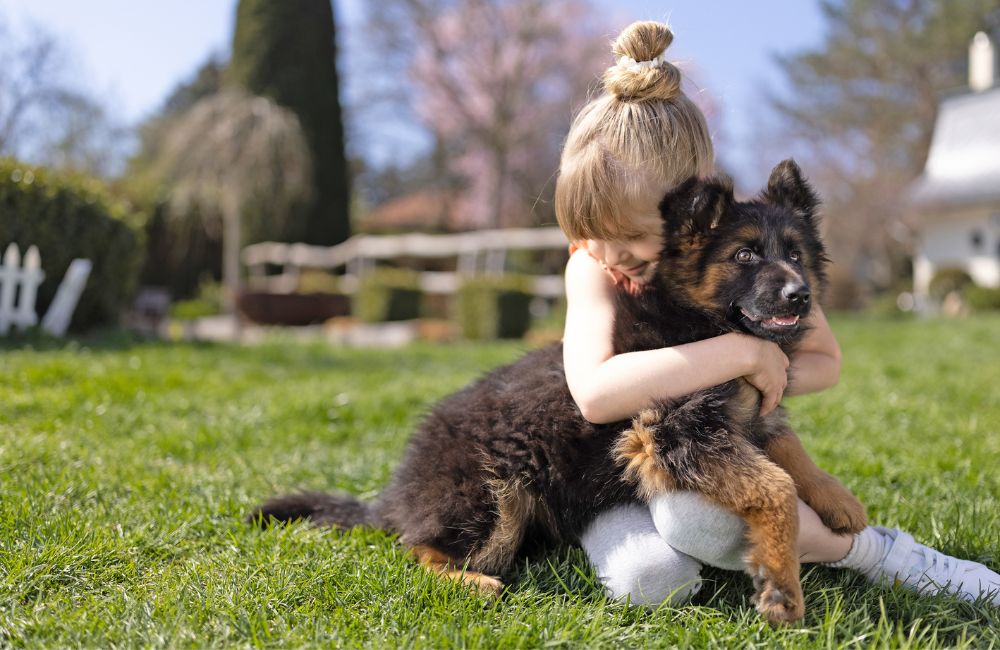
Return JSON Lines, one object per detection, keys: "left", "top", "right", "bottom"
{"left": 742, "top": 337, "right": 790, "bottom": 416}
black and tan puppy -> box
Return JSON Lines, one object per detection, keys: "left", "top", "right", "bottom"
{"left": 250, "top": 160, "right": 866, "bottom": 624}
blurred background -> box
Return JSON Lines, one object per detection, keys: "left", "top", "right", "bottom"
{"left": 2, "top": 0, "right": 999, "bottom": 342}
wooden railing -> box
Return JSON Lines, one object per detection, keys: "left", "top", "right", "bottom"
{"left": 242, "top": 227, "right": 570, "bottom": 298}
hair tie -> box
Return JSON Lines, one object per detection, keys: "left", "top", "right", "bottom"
{"left": 616, "top": 52, "right": 668, "bottom": 72}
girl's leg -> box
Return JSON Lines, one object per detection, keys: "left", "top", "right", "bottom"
{"left": 580, "top": 504, "right": 704, "bottom": 606}
{"left": 650, "top": 491, "right": 748, "bottom": 571}
{"left": 652, "top": 492, "right": 1000, "bottom": 606}
{"left": 652, "top": 492, "right": 850, "bottom": 565}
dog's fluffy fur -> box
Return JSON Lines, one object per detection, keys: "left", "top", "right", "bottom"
{"left": 250, "top": 160, "right": 866, "bottom": 624}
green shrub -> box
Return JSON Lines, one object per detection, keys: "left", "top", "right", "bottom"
{"left": 170, "top": 277, "right": 223, "bottom": 321}
{"left": 863, "top": 291, "right": 914, "bottom": 320}
{"left": 454, "top": 275, "right": 533, "bottom": 340}
{"left": 353, "top": 268, "right": 422, "bottom": 322}
{"left": 0, "top": 158, "right": 142, "bottom": 331}
{"left": 296, "top": 270, "right": 343, "bottom": 294}
{"left": 965, "top": 285, "right": 1000, "bottom": 311}
{"left": 928, "top": 267, "right": 973, "bottom": 300}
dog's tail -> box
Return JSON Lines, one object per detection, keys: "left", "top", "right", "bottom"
{"left": 247, "top": 491, "right": 377, "bottom": 529}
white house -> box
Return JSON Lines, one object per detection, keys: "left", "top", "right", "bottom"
{"left": 909, "top": 32, "right": 1000, "bottom": 300}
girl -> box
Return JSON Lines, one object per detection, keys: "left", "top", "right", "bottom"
{"left": 555, "top": 19, "right": 1000, "bottom": 607}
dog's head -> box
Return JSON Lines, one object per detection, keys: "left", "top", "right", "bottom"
{"left": 655, "top": 159, "right": 828, "bottom": 343}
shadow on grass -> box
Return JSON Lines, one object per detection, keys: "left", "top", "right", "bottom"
{"left": 0, "top": 327, "right": 528, "bottom": 377}
{"left": 0, "top": 326, "right": 220, "bottom": 352}
{"left": 510, "top": 548, "right": 999, "bottom": 643}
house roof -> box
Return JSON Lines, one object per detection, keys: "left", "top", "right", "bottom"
{"left": 909, "top": 86, "right": 1000, "bottom": 209}
{"left": 360, "top": 191, "right": 460, "bottom": 233}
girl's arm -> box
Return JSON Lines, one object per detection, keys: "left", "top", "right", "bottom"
{"left": 785, "top": 304, "right": 841, "bottom": 396}
{"left": 563, "top": 250, "right": 790, "bottom": 424}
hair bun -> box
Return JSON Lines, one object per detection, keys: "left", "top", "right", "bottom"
{"left": 603, "top": 21, "right": 681, "bottom": 102}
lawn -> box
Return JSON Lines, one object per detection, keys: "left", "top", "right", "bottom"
{"left": 1, "top": 315, "right": 998, "bottom": 648}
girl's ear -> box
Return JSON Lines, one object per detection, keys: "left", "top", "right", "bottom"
{"left": 762, "top": 159, "right": 819, "bottom": 221}
{"left": 659, "top": 175, "right": 735, "bottom": 236}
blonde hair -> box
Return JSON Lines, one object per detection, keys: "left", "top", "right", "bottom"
{"left": 555, "top": 21, "right": 714, "bottom": 242}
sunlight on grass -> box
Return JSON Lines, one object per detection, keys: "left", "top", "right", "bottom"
{"left": 1, "top": 316, "right": 998, "bottom": 647}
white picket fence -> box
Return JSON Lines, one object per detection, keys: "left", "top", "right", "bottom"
{"left": 0, "top": 242, "right": 92, "bottom": 336}
{"left": 0, "top": 243, "right": 43, "bottom": 334}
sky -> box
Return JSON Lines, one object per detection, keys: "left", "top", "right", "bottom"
{"left": 4, "top": 0, "right": 827, "bottom": 188}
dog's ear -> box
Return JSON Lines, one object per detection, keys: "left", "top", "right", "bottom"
{"left": 762, "top": 159, "right": 819, "bottom": 221}
{"left": 659, "top": 175, "right": 734, "bottom": 236}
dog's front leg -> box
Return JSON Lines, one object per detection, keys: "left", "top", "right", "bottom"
{"left": 615, "top": 409, "right": 804, "bottom": 625}
{"left": 693, "top": 440, "right": 805, "bottom": 625}
{"left": 762, "top": 426, "right": 867, "bottom": 535}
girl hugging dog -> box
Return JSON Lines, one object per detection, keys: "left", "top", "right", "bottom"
{"left": 251, "top": 20, "right": 1000, "bottom": 619}
{"left": 562, "top": 20, "right": 999, "bottom": 610}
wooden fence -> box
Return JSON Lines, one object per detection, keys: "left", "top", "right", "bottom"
{"left": 242, "top": 227, "right": 570, "bottom": 298}
{"left": 0, "top": 242, "right": 92, "bottom": 336}
{"left": 0, "top": 243, "right": 44, "bottom": 334}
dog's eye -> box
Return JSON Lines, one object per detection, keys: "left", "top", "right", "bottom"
{"left": 789, "top": 250, "right": 801, "bottom": 262}
{"left": 735, "top": 248, "right": 754, "bottom": 263}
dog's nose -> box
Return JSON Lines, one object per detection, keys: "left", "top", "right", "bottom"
{"left": 782, "top": 282, "right": 811, "bottom": 306}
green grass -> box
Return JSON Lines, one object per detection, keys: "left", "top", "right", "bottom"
{"left": 1, "top": 315, "right": 998, "bottom": 648}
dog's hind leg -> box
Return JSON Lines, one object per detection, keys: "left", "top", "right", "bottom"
{"left": 408, "top": 544, "right": 504, "bottom": 596}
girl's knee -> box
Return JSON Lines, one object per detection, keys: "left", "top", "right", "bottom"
{"left": 650, "top": 492, "right": 748, "bottom": 571}
{"left": 599, "top": 549, "right": 703, "bottom": 606}
{"left": 581, "top": 504, "right": 704, "bottom": 606}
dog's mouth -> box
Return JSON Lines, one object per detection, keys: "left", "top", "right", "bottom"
{"left": 740, "top": 308, "right": 800, "bottom": 331}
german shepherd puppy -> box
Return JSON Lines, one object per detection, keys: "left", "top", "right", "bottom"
{"left": 250, "top": 160, "right": 867, "bottom": 625}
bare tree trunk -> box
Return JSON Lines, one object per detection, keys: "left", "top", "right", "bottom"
{"left": 492, "top": 147, "right": 508, "bottom": 229}
{"left": 222, "top": 193, "right": 243, "bottom": 318}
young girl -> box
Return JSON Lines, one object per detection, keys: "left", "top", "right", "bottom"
{"left": 555, "top": 20, "right": 1000, "bottom": 608}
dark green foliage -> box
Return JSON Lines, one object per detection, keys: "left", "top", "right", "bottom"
{"left": 353, "top": 268, "right": 422, "bottom": 322}
{"left": 454, "top": 275, "right": 534, "bottom": 340}
{"left": 228, "top": 0, "right": 351, "bottom": 246}
{"left": 965, "top": 285, "right": 1000, "bottom": 311}
{"left": 0, "top": 158, "right": 141, "bottom": 330}
{"left": 125, "top": 58, "right": 226, "bottom": 301}
{"left": 137, "top": 201, "right": 222, "bottom": 301}
{"left": 929, "top": 267, "right": 975, "bottom": 300}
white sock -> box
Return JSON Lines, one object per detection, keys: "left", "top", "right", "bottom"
{"left": 823, "top": 526, "right": 885, "bottom": 579}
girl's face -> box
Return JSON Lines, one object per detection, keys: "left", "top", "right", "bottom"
{"left": 584, "top": 213, "right": 663, "bottom": 289}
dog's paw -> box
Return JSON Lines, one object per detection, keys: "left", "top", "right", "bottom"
{"left": 466, "top": 572, "right": 504, "bottom": 597}
{"left": 755, "top": 581, "right": 805, "bottom": 626}
{"left": 803, "top": 477, "right": 867, "bottom": 535}
{"left": 751, "top": 568, "right": 804, "bottom": 625}
{"left": 749, "top": 562, "right": 805, "bottom": 626}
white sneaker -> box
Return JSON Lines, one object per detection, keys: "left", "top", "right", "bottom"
{"left": 867, "top": 527, "right": 1000, "bottom": 605}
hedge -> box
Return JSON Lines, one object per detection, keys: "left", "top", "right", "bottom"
{"left": 965, "top": 285, "right": 1000, "bottom": 311}
{"left": 454, "top": 275, "right": 534, "bottom": 340}
{"left": 0, "top": 158, "right": 142, "bottom": 331}
{"left": 928, "top": 267, "right": 974, "bottom": 300}
{"left": 353, "top": 268, "right": 422, "bottom": 323}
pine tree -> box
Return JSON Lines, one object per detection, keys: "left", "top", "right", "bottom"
{"left": 228, "top": 0, "right": 351, "bottom": 245}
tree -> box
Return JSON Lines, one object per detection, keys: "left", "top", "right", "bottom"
{"left": 155, "top": 90, "right": 312, "bottom": 314}
{"left": 765, "top": 0, "right": 1000, "bottom": 292}
{"left": 121, "top": 58, "right": 226, "bottom": 300}
{"left": 228, "top": 0, "right": 351, "bottom": 246}
{"left": 0, "top": 14, "right": 125, "bottom": 176}
{"left": 362, "top": 0, "right": 608, "bottom": 230}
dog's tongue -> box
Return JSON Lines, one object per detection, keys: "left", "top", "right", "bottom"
{"left": 763, "top": 315, "right": 800, "bottom": 327}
